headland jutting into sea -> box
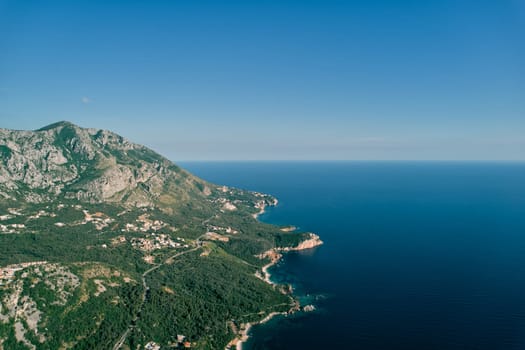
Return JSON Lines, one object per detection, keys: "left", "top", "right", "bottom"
{"left": 226, "top": 199, "right": 323, "bottom": 350}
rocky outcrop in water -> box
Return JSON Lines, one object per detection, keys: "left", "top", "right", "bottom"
{"left": 279, "top": 233, "right": 323, "bottom": 251}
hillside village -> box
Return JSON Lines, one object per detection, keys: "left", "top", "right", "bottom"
{"left": 0, "top": 122, "right": 316, "bottom": 349}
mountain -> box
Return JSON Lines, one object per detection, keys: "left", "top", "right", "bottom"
{"left": 0, "top": 122, "right": 321, "bottom": 350}
{"left": 0, "top": 121, "right": 210, "bottom": 208}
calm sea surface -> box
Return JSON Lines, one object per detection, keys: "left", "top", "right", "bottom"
{"left": 179, "top": 161, "right": 525, "bottom": 350}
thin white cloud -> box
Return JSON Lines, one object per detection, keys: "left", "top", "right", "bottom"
{"left": 81, "top": 97, "right": 91, "bottom": 104}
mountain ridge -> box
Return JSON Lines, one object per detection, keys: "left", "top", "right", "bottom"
{"left": 0, "top": 121, "right": 321, "bottom": 349}
{"left": 0, "top": 121, "right": 212, "bottom": 209}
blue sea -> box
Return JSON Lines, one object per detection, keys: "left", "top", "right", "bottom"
{"left": 180, "top": 161, "right": 525, "bottom": 350}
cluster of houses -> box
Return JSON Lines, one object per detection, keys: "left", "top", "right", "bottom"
{"left": 212, "top": 197, "right": 239, "bottom": 211}
{"left": 0, "top": 204, "right": 121, "bottom": 234}
{"left": 207, "top": 225, "right": 238, "bottom": 235}
{"left": 130, "top": 234, "right": 187, "bottom": 252}
{"left": 7, "top": 208, "right": 23, "bottom": 216}
{"left": 218, "top": 185, "right": 231, "bottom": 193}
{"left": 0, "top": 222, "right": 26, "bottom": 233}
{"left": 0, "top": 213, "right": 14, "bottom": 221}
{"left": 145, "top": 342, "right": 161, "bottom": 350}
{"left": 145, "top": 335, "right": 192, "bottom": 349}
{"left": 122, "top": 214, "right": 167, "bottom": 233}
{"left": 0, "top": 209, "right": 26, "bottom": 233}
{"left": 254, "top": 200, "right": 266, "bottom": 210}
{"left": 27, "top": 209, "right": 57, "bottom": 219}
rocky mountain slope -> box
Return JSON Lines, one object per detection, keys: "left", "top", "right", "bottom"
{"left": 0, "top": 121, "right": 210, "bottom": 207}
{"left": 0, "top": 122, "right": 321, "bottom": 350}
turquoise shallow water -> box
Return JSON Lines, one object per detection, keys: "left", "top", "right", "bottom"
{"left": 180, "top": 161, "right": 525, "bottom": 350}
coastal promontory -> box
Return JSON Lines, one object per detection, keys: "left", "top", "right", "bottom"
{"left": 0, "top": 122, "right": 320, "bottom": 349}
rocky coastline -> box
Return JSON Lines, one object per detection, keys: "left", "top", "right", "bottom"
{"left": 226, "top": 218, "right": 323, "bottom": 349}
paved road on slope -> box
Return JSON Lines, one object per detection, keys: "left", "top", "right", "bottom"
{"left": 112, "top": 216, "right": 215, "bottom": 350}
{"left": 112, "top": 245, "right": 202, "bottom": 350}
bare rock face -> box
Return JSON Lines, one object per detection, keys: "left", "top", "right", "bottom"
{"left": 281, "top": 233, "right": 323, "bottom": 251}
{"left": 0, "top": 121, "right": 209, "bottom": 207}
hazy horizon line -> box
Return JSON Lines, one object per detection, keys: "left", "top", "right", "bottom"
{"left": 175, "top": 159, "right": 525, "bottom": 163}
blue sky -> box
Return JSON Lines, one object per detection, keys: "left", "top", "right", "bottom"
{"left": 1, "top": 0, "right": 523, "bottom": 160}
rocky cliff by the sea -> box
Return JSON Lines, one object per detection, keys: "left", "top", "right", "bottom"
{"left": 280, "top": 233, "right": 323, "bottom": 251}
{"left": 0, "top": 121, "right": 321, "bottom": 350}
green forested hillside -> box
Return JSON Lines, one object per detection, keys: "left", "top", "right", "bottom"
{"left": 0, "top": 122, "right": 313, "bottom": 349}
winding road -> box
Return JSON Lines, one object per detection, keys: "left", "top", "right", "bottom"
{"left": 112, "top": 245, "right": 202, "bottom": 350}
{"left": 112, "top": 216, "right": 214, "bottom": 350}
